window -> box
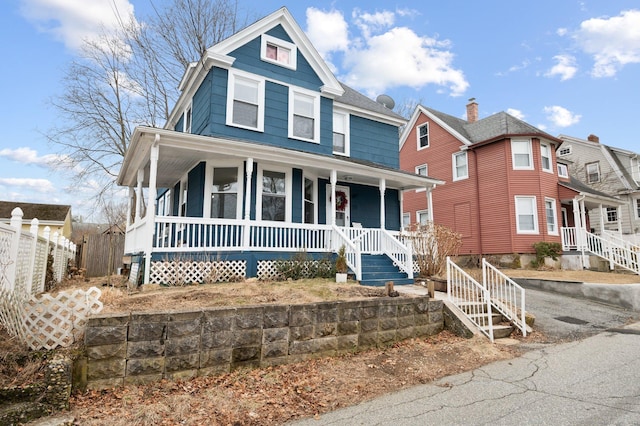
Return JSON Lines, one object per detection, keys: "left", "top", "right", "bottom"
{"left": 540, "top": 143, "right": 552, "bottom": 172}
{"left": 417, "top": 210, "right": 430, "bottom": 225}
{"left": 226, "top": 71, "right": 264, "bottom": 131}
{"left": 289, "top": 89, "right": 320, "bottom": 142}
{"left": 558, "top": 145, "right": 572, "bottom": 156}
{"left": 402, "top": 213, "right": 410, "bottom": 229}
{"left": 515, "top": 196, "right": 538, "bottom": 234}
{"left": 545, "top": 198, "right": 558, "bottom": 235}
{"left": 157, "top": 191, "right": 170, "bottom": 216}
{"left": 453, "top": 152, "right": 468, "bottom": 181}
{"left": 512, "top": 140, "right": 533, "bottom": 169}
{"left": 183, "top": 104, "right": 192, "bottom": 133}
{"left": 586, "top": 162, "right": 600, "bottom": 183}
{"left": 259, "top": 168, "right": 289, "bottom": 221}
{"left": 635, "top": 199, "right": 640, "bottom": 220}
{"left": 179, "top": 179, "right": 188, "bottom": 217}
{"left": 303, "top": 177, "right": 315, "bottom": 224}
{"left": 211, "top": 167, "right": 239, "bottom": 219}
{"left": 606, "top": 207, "right": 618, "bottom": 223}
{"left": 261, "top": 34, "right": 297, "bottom": 70}
{"left": 416, "top": 164, "right": 428, "bottom": 176}
{"left": 417, "top": 123, "right": 429, "bottom": 149}
{"left": 557, "top": 163, "right": 569, "bottom": 178}
{"left": 333, "top": 111, "right": 349, "bottom": 155}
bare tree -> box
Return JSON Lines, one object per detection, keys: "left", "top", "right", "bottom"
{"left": 48, "top": 0, "right": 249, "bottom": 204}
{"left": 100, "top": 200, "right": 128, "bottom": 285}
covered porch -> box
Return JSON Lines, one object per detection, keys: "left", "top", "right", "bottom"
{"left": 118, "top": 127, "right": 443, "bottom": 284}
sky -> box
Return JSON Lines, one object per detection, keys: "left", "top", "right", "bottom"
{"left": 1, "top": 0, "right": 639, "bottom": 221}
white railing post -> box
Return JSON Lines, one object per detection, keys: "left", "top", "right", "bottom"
{"left": 6, "top": 208, "right": 24, "bottom": 292}
{"left": 25, "top": 218, "right": 39, "bottom": 295}
{"left": 40, "top": 226, "right": 51, "bottom": 292}
{"left": 52, "top": 232, "right": 60, "bottom": 282}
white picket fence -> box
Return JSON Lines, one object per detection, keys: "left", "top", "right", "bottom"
{"left": 0, "top": 207, "right": 103, "bottom": 350}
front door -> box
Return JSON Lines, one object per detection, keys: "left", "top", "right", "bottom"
{"left": 326, "top": 185, "right": 351, "bottom": 226}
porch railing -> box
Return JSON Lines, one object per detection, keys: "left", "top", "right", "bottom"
{"left": 562, "top": 227, "right": 639, "bottom": 275}
{"left": 332, "top": 225, "right": 362, "bottom": 280}
{"left": 344, "top": 228, "right": 382, "bottom": 254}
{"left": 561, "top": 227, "right": 579, "bottom": 251}
{"left": 447, "top": 257, "right": 494, "bottom": 342}
{"left": 482, "top": 259, "right": 527, "bottom": 336}
{"left": 381, "top": 230, "right": 413, "bottom": 279}
{"left": 602, "top": 231, "right": 640, "bottom": 252}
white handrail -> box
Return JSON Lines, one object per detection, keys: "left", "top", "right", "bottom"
{"left": 585, "top": 232, "right": 639, "bottom": 275}
{"left": 482, "top": 259, "right": 527, "bottom": 336}
{"left": 331, "top": 225, "right": 362, "bottom": 281}
{"left": 381, "top": 229, "right": 413, "bottom": 279}
{"left": 447, "top": 257, "right": 493, "bottom": 342}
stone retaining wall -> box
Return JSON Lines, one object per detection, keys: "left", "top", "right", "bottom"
{"left": 82, "top": 296, "right": 443, "bottom": 389}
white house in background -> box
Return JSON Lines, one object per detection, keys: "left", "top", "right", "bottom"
{"left": 557, "top": 134, "right": 640, "bottom": 240}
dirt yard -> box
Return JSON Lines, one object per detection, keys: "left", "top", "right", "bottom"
{"left": 3, "top": 267, "right": 636, "bottom": 425}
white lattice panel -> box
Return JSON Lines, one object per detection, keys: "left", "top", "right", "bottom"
{"left": 149, "top": 260, "right": 246, "bottom": 285}
{"left": 14, "top": 233, "right": 34, "bottom": 294}
{"left": 22, "top": 287, "right": 103, "bottom": 350}
{"left": 0, "top": 225, "right": 14, "bottom": 289}
{"left": 257, "top": 260, "right": 279, "bottom": 280}
{"left": 0, "top": 287, "right": 28, "bottom": 343}
{"left": 31, "top": 238, "right": 48, "bottom": 294}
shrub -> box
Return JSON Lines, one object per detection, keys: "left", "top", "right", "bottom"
{"left": 275, "top": 251, "right": 335, "bottom": 280}
{"left": 531, "top": 242, "right": 562, "bottom": 269}
{"left": 406, "top": 223, "right": 463, "bottom": 278}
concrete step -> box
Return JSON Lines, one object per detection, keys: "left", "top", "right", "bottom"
{"left": 481, "top": 324, "right": 515, "bottom": 339}
{"left": 360, "top": 278, "right": 415, "bottom": 287}
{"left": 468, "top": 312, "right": 503, "bottom": 326}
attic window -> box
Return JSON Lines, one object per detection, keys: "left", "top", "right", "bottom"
{"left": 261, "top": 34, "right": 297, "bottom": 70}
{"left": 558, "top": 145, "right": 572, "bottom": 156}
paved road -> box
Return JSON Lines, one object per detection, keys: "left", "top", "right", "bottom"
{"left": 290, "top": 288, "right": 640, "bottom": 425}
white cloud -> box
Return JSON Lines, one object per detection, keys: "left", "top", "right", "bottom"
{"left": 574, "top": 9, "right": 640, "bottom": 77}
{"left": 557, "top": 28, "right": 568, "bottom": 36}
{"left": 305, "top": 8, "right": 468, "bottom": 97}
{"left": 0, "top": 178, "right": 55, "bottom": 193}
{"left": 306, "top": 8, "right": 350, "bottom": 59}
{"left": 543, "top": 105, "right": 581, "bottom": 127}
{"left": 0, "top": 147, "right": 74, "bottom": 170}
{"left": 545, "top": 54, "right": 578, "bottom": 80}
{"left": 19, "top": 0, "right": 136, "bottom": 51}
{"left": 506, "top": 108, "right": 525, "bottom": 120}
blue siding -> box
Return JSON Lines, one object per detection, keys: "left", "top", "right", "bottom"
{"left": 192, "top": 75, "right": 211, "bottom": 135}
{"left": 186, "top": 162, "right": 205, "bottom": 217}
{"left": 349, "top": 116, "right": 399, "bottom": 168}
{"left": 172, "top": 182, "right": 180, "bottom": 216}
{"left": 175, "top": 114, "right": 184, "bottom": 132}
{"left": 385, "top": 189, "right": 401, "bottom": 231}
{"left": 292, "top": 168, "right": 302, "bottom": 223}
{"left": 318, "top": 179, "right": 328, "bottom": 224}
{"left": 229, "top": 25, "right": 323, "bottom": 91}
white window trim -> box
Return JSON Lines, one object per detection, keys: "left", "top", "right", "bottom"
{"left": 183, "top": 101, "right": 192, "bottom": 133}
{"left": 288, "top": 86, "right": 320, "bottom": 143}
{"left": 415, "top": 164, "right": 428, "bottom": 192}
{"left": 332, "top": 110, "right": 350, "bottom": 156}
{"left": 558, "top": 145, "right": 572, "bottom": 156}
{"left": 402, "top": 212, "right": 410, "bottom": 230}
{"left": 416, "top": 209, "right": 430, "bottom": 224}
{"left": 634, "top": 198, "right": 640, "bottom": 220}
{"left": 512, "top": 139, "right": 534, "bottom": 170}
{"left": 302, "top": 173, "right": 318, "bottom": 224}
{"left": 416, "top": 122, "right": 429, "bottom": 150}
{"left": 203, "top": 160, "right": 245, "bottom": 220}
{"left": 557, "top": 163, "right": 569, "bottom": 178}
{"left": 545, "top": 197, "right": 559, "bottom": 235}
{"left": 540, "top": 142, "right": 553, "bottom": 173}
{"left": 256, "top": 164, "right": 292, "bottom": 222}
{"left": 226, "top": 70, "right": 265, "bottom": 132}
{"left": 606, "top": 207, "right": 618, "bottom": 223}
{"left": 586, "top": 162, "right": 601, "bottom": 183}
{"left": 452, "top": 151, "right": 469, "bottom": 181}
{"left": 515, "top": 196, "right": 539, "bottom": 234}
{"left": 179, "top": 178, "right": 188, "bottom": 217}
{"left": 631, "top": 157, "right": 640, "bottom": 185}
{"left": 260, "top": 34, "right": 297, "bottom": 70}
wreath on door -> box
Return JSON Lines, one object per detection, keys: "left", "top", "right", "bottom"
{"left": 335, "top": 190, "right": 348, "bottom": 211}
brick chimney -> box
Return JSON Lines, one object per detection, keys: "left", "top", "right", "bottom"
{"left": 587, "top": 134, "right": 600, "bottom": 143}
{"left": 466, "top": 98, "right": 478, "bottom": 123}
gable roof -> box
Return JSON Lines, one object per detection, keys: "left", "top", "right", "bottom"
{"left": 400, "top": 105, "right": 561, "bottom": 149}
{"left": 0, "top": 201, "right": 71, "bottom": 223}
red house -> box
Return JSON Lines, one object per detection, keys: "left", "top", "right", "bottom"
{"left": 399, "top": 99, "right": 622, "bottom": 264}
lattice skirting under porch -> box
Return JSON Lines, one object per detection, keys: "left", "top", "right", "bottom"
{"left": 149, "top": 260, "right": 246, "bottom": 285}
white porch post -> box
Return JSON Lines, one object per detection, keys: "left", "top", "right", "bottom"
{"left": 330, "top": 170, "right": 337, "bottom": 226}
{"left": 580, "top": 198, "right": 589, "bottom": 268}
{"left": 379, "top": 178, "right": 386, "bottom": 230}
{"left": 617, "top": 206, "right": 623, "bottom": 236}
{"left": 599, "top": 203, "right": 605, "bottom": 234}
{"left": 399, "top": 190, "right": 405, "bottom": 230}
{"left": 143, "top": 141, "right": 159, "bottom": 285}
{"left": 243, "top": 158, "right": 254, "bottom": 250}
{"left": 427, "top": 185, "right": 435, "bottom": 223}
{"left": 135, "top": 168, "right": 144, "bottom": 222}
{"left": 126, "top": 187, "right": 133, "bottom": 228}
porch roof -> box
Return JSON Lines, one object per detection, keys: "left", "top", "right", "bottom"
{"left": 558, "top": 177, "right": 623, "bottom": 209}
{"left": 118, "top": 126, "right": 444, "bottom": 191}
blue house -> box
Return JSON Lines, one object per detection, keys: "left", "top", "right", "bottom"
{"left": 117, "top": 7, "right": 442, "bottom": 285}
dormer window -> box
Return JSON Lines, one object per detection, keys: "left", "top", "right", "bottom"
{"left": 183, "top": 103, "right": 192, "bottom": 133}
{"left": 261, "top": 34, "right": 297, "bottom": 70}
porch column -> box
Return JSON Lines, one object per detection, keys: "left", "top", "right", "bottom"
{"left": 399, "top": 190, "right": 405, "bottom": 230}
{"left": 330, "top": 170, "right": 337, "bottom": 226}
{"left": 580, "top": 199, "right": 587, "bottom": 232}
{"left": 427, "top": 185, "right": 434, "bottom": 223}
{"left": 379, "top": 178, "right": 386, "bottom": 229}
{"left": 243, "top": 158, "right": 254, "bottom": 250}
{"left": 135, "top": 169, "right": 144, "bottom": 221}
{"left": 143, "top": 140, "right": 159, "bottom": 285}
{"left": 598, "top": 204, "right": 605, "bottom": 234}
{"left": 126, "top": 187, "right": 133, "bottom": 228}
{"left": 617, "top": 206, "right": 623, "bottom": 236}
{"left": 580, "top": 198, "right": 589, "bottom": 269}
